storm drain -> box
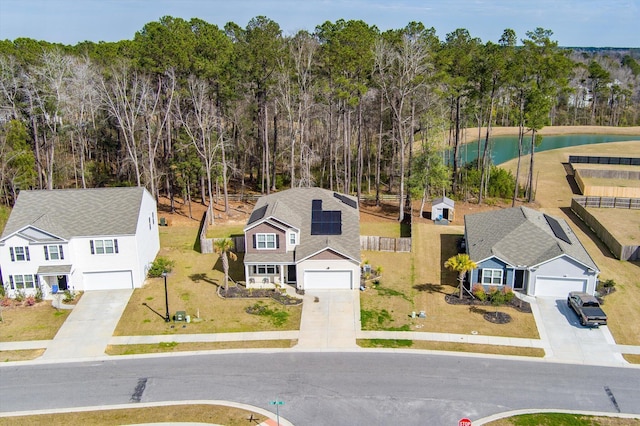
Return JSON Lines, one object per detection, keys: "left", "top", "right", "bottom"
{"left": 130, "top": 378, "right": 148, "bottom": 403}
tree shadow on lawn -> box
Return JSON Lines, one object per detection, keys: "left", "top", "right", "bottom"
{"left": 413, "top": 283, "right": 450, "bottom": 295}
{"left": 211, "top": 252, "right": 246, "bottom": 282}
{"left": 188, "top": 273, "right": 220, "bottom": 288}
{"left": 440, "top": 233, "right": 462, "bottom": 286}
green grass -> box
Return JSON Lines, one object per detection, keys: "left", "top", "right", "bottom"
{"left": 360, "top": 339, "right": 413, "bottom": 348}
{"left": 206, "top": 224, "right": 245, "bottom": 239}
{"left": 360, "top": 222, "right": 402, "bottom": 237}
{"left": 489, "top": 413, "right": 640, "bottom": 426}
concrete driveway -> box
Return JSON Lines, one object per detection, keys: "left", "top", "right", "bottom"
{"left": 534, "top": 296, "right": 626, "bottom": 366}
{"left": 295, "top": 290, "right": 360, "bottom": 349}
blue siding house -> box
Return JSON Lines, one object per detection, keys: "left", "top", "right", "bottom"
{"left": 464, "top": 207, "right": 599, "bottom": 298}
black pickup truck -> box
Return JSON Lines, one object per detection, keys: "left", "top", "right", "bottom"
{"left": 567, "top": 291, "right": 607, "bottom": 327}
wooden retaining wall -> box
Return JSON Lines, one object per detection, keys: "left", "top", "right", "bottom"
{"left": 571, "top": 198, "right": 639, "bottom": 261}
{"left": 574, "top": 168, "right": 640, "bottom": 198}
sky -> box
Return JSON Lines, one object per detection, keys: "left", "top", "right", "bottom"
{"left": 0, "top": 0, "right": 638, "bottom": 47}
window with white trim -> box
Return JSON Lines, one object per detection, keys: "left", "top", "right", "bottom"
{"left": 44, "top": 245, "right": 64, "bottom": 261}
{"left": 9, "top": 246, "right": 30, "bottom": 262}
{"left": 90, "top": 239, "right": 119, "bottom": 255}
{"left": 252, "top": 265, "right": 280, "bottom": 274}
{"left": 481, "top": 269, "right": 504, "bottom": 285}
{"left": 256, "top": 233, "right": 276, "bottom": 249}
{"left": 289, "top": 232, "right": 296, "bottom": 245}
{"left": 9, "top": 274, "right": 36, "bottom": 289}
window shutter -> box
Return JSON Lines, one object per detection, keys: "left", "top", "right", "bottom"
{"left": 253, "top": 234, "right": 256, "bottom": 248}
{"left": 90, "top": 240, "right": 95, "bottom": 254}
{"left": 276, "top": 234, "right": 280, "bottom": 248}
{"left": 10, "top": 247, "right": 14, "bottom": 261}
{"left": 59, "top": 245, "right": 64, "bottom": 260}
{"left": 114, "top": 239, "right": 119, "bottom": 253}
{"left": 25, "top": 247, "right": 30, "bottom": 261}
{"left": 44, "top": 246, "right": 49, "bottom": 260}
{"left": 9, "top": 276, "right": 14, "bottom": 290}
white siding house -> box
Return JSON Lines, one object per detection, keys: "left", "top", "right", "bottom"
{"left": 0, "top": 187, "right": 159, "bottom": 298}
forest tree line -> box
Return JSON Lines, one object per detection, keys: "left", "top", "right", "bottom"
{"left": 1, "top": 16, "right": 639, "bottom": 220}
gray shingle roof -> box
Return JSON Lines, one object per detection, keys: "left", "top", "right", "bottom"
{"left": 244, "top": 188, "right": 360, "bottom": 263}
{"left": 433, "top": 196, "right": 455, "bottom": 208}
{"left": 1, "top": 187, "right": 147, "bottom": 240}
{"left": 464, "top": 206, "right": 598, "bottom": 271}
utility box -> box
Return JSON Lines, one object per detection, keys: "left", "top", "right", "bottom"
{"left": 175, "top": 311, "right": 186, "bottom": 322}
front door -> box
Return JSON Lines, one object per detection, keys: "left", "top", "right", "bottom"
{"left": 514, "top": 270, "right": 525, "bottom": 291}
{"left": 287, "top": 265, "right": 297, "bottom": 283}
{"left": 57, "top": 275, "right": 68, "bottom": 291}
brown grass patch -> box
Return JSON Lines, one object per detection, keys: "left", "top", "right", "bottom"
{"left": 487, "top": 414, "right": 640, "bottom": 426}
{"left": 585, "top": 208, "right": 640, "bottom": 246}
{"left": 106, "top": 339, "right": 297, "bottom": 355}
{"left": 0, "top": 404, "right": 267, "bottom": 426}
{"left": 0, "top": 303, "right": 70, "bottom": 341}
{"left": 358, "top": 339, "right": 544, "bottom": 357}
{"left": 0, "top": 349, "right": 45, "bottom": 362}
{"left": 623, "top": 354, "right": 640, "bottom": 364}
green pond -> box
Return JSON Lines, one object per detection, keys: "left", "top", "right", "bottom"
{"left": 450, "top": 134, "right": 640, "bottom": 166}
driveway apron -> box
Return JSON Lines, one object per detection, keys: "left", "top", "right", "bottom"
{"left": 296, "top": 290, "right": 359, "bottom": 349}
{"left": 535, "top": 297, "right": 625, "bottom": 366}
{"left": 41, "top": 289, "right": 133, "bottom": 360}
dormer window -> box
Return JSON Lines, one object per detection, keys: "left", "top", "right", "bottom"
{"left": 256, "top": 233, "right": 277, "bottom": 249}
{"left": 289, "top": 232, "right": 296, "bottom": 245}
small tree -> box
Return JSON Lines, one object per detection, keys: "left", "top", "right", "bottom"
{"left": 444, "top": 253, "right": 477, "bottom": 298}
{"left": 214, "top": 238, "right": 237, "bottom": 295}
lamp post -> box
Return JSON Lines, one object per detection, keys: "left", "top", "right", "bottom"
{"left": 162, "top": 271, "right": 170, "bottom": 322}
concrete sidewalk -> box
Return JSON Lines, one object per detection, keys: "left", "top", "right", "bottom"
{"left": 39, "top": 289, "right": 133, "bottom": 360}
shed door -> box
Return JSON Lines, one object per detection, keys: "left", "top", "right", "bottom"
{"left": 534, "top": 276, "right": 587, "bottom": 298}
{"left": 83, "top": 271, "right": 133, "bottom": 290}
{"left": 304, "top": 270, "right": 352, "bottom": 290}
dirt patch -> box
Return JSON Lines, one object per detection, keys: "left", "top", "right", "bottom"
{"left": 220, "top": 286, "right": 302, "bottom": 306}
{"left": 483, "top": 311, "right": 512, "bottom": 324}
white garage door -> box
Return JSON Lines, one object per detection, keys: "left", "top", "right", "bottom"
{"left": 304, "top": 270, "right": 352, "bottom": 290}
{"left": 83, "top": 271, "right": 133, "bottom": 290}
{"left": 534, "top": 276, "right": 587, "bottom": 298}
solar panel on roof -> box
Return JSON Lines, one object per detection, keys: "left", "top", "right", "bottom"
{"left": 248, "top": 204, "right": 268, "bottom": 224}
{"left": 333, "top": 192, "right": 358, "bottom": 209}
{"left": 310, "top": 199, "right": 342, "bottom": 235}
{"left": 544, "top": 214, "right": 572, "bottom": 244}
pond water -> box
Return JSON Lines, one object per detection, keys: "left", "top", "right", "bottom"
{"left": 449, "top": 134, "right": 640, "bottom": 166}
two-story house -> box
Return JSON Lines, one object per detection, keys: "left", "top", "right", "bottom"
{"left": 243, "top": 188, "right": 361, "bottom": 291}
{"left": 0, "top": 187, "right": 159, "bottom": 299}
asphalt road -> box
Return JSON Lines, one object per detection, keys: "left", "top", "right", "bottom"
{"left": 2, "top": 352, "right": 640, "bottom": 425}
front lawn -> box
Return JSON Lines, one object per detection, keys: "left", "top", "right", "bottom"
{"left": 0, "top": 302, "right": 71, "bottom": 341}
{"left": 359, "top": 222, "right": 540, "bottom": 339}
{"left": 113, "top": 223, "right": 302, "bottom": 336}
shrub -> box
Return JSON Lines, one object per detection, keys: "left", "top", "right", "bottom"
{"left": 148, "top": 257, "right": 175, "bottom": 278}
{"left": 1, "top": 297, "right": 12, "bottom": 307}
{"left": 63, "top": 289, "right": 76, "bottom": 303}
{"left": 24, "top": 295, "right": 36, "bottom": 306}
{"left": 472, "top": 284, "right": 486, "bottom": 301}
{"left": 14, "top": 289, "right": 25, "bottom": 302}
{"left": 35, "top": 287, "right": 43, "bottom": 302}
{"left": 502, "top": 286, "right": 515, "bottom": 303}
{"left": 597, "top": 278, "right": 616, "bottom": 295}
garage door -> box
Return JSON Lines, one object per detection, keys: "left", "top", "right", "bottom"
{"left": 534, "top": 276, "right": 587, "bottom": 298}
{"left": 83, "top": 271, "right": 133, "bottom": 290}
{"left": 304, "top": 270, "right": 352, "bottom": 290}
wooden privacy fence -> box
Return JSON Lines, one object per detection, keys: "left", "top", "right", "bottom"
{"left": 571, "top": 198, "right": 639, "bottom": 261}
{"left": 360, "top": 236, "right": 412, "bottom": 252}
